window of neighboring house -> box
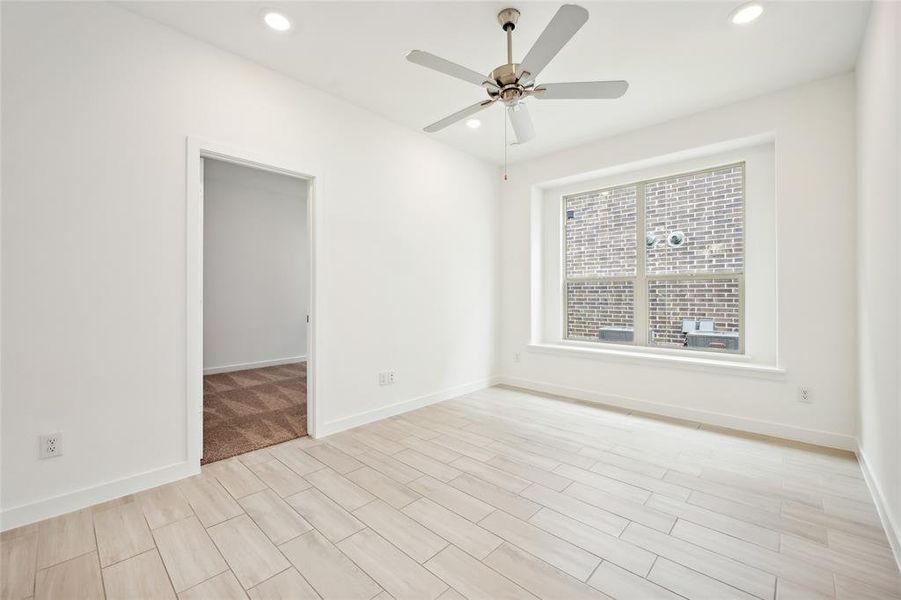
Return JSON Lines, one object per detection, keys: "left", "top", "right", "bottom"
{"left": 564, "top": 163, "right": 744, "bottom": 353}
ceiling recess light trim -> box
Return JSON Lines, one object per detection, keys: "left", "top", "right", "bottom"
{"left": 466, "top": 118, "right": 482, "bottom": 129}
{"left": 730, "top": 2, "right": 763, "bottom": 25}
{"left": 263, "top": 11, "right": 292, "bottom": 32}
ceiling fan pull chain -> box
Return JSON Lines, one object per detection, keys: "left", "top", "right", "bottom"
{"left": 503, "top": 108, "right": 508, "bottom": 181}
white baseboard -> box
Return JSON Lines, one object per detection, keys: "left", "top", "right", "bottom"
{"left": 314, "top": 377, "right": 499, "bottom": 438}
{"left": 497, "top": 376, "right": 857, "bottom": 451}
{"left": 856, "top": 444, "right": 901, "bottom": 572}
{"left": 203, "top": 355, "right": 306, "bottom": 375}
{"left": 0, "top": 460, "right": 199, "bottom": 532}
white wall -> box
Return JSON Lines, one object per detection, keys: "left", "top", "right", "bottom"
{"left": 499, "top": 73, "right": 858, "bottom": 449}
{"left": 0, "top": 2, "right": 498, "bottom": 528}
{"left": 203, "top": 159, "right": 309, "bottom": 373}
{"left": 856, "top": 0, "right": 901, "bottom": 560}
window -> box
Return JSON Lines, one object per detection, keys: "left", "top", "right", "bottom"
{"left": 564, "top": 163, "right": 744, "bottom": 353}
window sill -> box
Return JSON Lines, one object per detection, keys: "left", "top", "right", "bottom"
{"left": 526, "top": 342, "right": 785, "bottom": 379}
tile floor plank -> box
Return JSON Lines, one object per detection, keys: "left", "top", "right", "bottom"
{"left": 177, "top": 474, "right": 244, "bottom": 528}
{"left": 137, "top": 483, "right": 194, "bottom": 530}
{"left": 483, "top": 542, "right": 613, "bottom": 600}
{"left": 587, "top": 561, "right": 682, "bottom": 600}
{"left": 353, "top": 500, "right": 448, "bottom": 563}
{"left": 402, "top": 498, "right": 502, "bottom": 559}
{"left": 178, "top": 571, "right": 248, "bottom": 600}
{"left": 208, "top": 514, "right": 290, "bottom": 589}
{"left": 305, "top": 468, "right": 376, "bottom": 512}
{"left": 346, "top": 466, "right": 421, "bottom": 509}
{"left": 564, "top": 481, "right": 676, "bottom": 533}
{"left": 649, "top": 557, "right": 758, "bottom": 600}
{"left": 246, "top": 459, "right": 312, "bottom": 498}
{"left": 647, "top": 493, "right": 781, "bottom": 550}
{"left": 337, "top": 528, "right": 448, "bottom": 600}
{"left": 247, "top": 568, "right": 321, "bottom": 600}
{"left": 285, "top": 488, "right": 365, "bottom": 543}
{"left": 269, "top": 443, "right": 327, "bottom": 477}
{"left": 35, "top": 508, "right": 96, "bottom": 570}
{"left": 239, "top": 489, "right": 313, "bottom": 545}
{"left": 93, "top": 501, "right": 155, "bottom": 567}
{"left": 153, "top": 516, "right": 228, "bottom": 592}
{"left": 620, "top": 522, "right": 776, "bottom": 600}
{"left": 34, "top": 551, "right": 104, "bottom": 600}
{"left": 479, "top": 510, "right": 600, "bottom": 581}
{"left": 1, "top": 527, "right": 38, "bottom": 600}
{"left": 102, "top": 549, "right": 176, "bottom": 600}
{"left": 206, "top": 458, "right": 269, "bottom": 500}
{"left": 528, "top": 508, "right": 656, "bottom": 577}
{"left": 448, "top": 473, "right": 541, "bottom": 520}
{"left": 520, "top": 483, "right": 629, "bottom": 536}
{"left": 424, "top": 545, "right": 538, "bottom": 600}
{"left": 671, "top": 519, "right": 835, "bottom": 596}
{"left": 305, "top": 444, "right": 364, "bottom": 475}
{"left": 280, "top": 531, "right": 382, "bottom": 600}
{"left": 394, "top": 449, "right": 462, "bottom": 482}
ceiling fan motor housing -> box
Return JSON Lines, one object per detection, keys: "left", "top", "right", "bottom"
{"left": 497, "top": 8, "right": 520, "bottom": 30}
{"left": 492, "top": 9, "right": 528, "bottom": 104}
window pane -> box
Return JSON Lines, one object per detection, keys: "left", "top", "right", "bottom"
{"left": 646, "top": 165, "right": 743, "bottom": 275}
{"left": 565, "top": 185, "right": 637, "bottom": 278}
{"left": 566, "top": 281, "right": 634, "bottom": 343}
{"left": 648, "top": 278, "right": 741, "bottom": 351}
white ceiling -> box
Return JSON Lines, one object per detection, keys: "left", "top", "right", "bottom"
{"left": 123, "top": 1, "right": 870, "bottom": 164}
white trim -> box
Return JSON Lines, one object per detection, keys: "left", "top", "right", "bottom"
{"left": 497, "top": 376, "right": 856, "bottom": 451}
{"left": 0, "top": 461, "right": 199, "bottom": 532}
{"left": 855, "top": 444, "right": 901, "bottom": 572}
{"left": 527, "top": 343, "right": 785, "bottom": 379}
{"left": 186, "top": 136, "right": 323, "bottom": 465}
{"left": 203, "top": 356, "right": 306, "bottom": 375}
{"left": 314, "top": 378, "right": 499, "bottom": 438}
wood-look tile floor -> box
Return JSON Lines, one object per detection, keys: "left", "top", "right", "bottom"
{"left": 3, "top": 386, "right": 900, "bottom": 600}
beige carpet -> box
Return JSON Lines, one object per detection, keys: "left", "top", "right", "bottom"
{"left": 202, "top": 362, "right": 307, "bottom": 464}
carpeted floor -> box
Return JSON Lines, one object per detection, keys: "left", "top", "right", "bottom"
{"left": 202, "top": 362, "right": 307, "bottom": 464}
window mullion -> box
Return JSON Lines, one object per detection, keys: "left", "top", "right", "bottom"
{"left": 634, "top": 182, "right": 648, "bottom": 346}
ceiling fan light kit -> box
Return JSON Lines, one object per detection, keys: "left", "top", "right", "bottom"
{"left": 406, "top": 4, "right": 629, "bottom": 152}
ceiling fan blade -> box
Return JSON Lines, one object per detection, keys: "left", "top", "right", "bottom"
{"left": 534, "top": 81, "right": 629, "bottom": 100}
{"left": 516, "top": 4, "right": 589, "bottom": 84}
{"left": 507, "top": 103, "right": 535, "bottom": 144}
{"left": 406, "top": 50, "right": 496, "bottom": 89}
{"left": 424, "top": 99, "right": 496, "bottom": 133}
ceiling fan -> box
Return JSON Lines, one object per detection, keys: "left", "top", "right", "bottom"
{"left": 406, "top": 4, "right": 629, "bottom": 145}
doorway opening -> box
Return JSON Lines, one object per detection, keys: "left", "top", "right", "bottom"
{"left": 199, "top": 157, "right": 311, "bottom": 464}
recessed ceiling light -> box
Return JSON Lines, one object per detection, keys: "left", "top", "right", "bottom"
{"left": 730, "top": 2, "right": 763, "bottom": 25}
{"left": 466, "top": 118, "right": 481, "bottom": 129}
{"left": 263, "top": 11, "right": 292, "bottom": 32}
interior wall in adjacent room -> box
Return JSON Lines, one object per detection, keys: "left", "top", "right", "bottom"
{"left": 203, "top": 159, "right": 309, "bottom": 373}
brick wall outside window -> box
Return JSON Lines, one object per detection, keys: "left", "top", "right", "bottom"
{"left": 565, "top": 186, "right": 636, "bottom": 278}
{"left": 563, "top": 163, "right": 744, "bottom": 351}
{"left": 646, "top": 165, "right": 744, "bottom": 275}
{"left": 566, "top": 281, "right": 634, "bottom": 341}
{"left": 648, "top": 278, "right": 740, "bottom": 347}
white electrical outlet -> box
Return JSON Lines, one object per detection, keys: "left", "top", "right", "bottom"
{"left": 40, "top": 432, "right": 63, "bottom": 459}
{"left": 378, "top": 372, "right": 387, "bottom": 386}
{"left": 387, "top": 370, "right": 396, "bottom": 384}
{"left": 798, "top": 387, "right": 812, "bottom": 403}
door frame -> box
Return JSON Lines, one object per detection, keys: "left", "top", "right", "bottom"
{"left": 185, "top": 136, "right": 321, "bottom": 468}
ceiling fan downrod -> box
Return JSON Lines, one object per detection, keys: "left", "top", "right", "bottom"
{"left": 498, "top": 8, "right": 520, "bottom": 66}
